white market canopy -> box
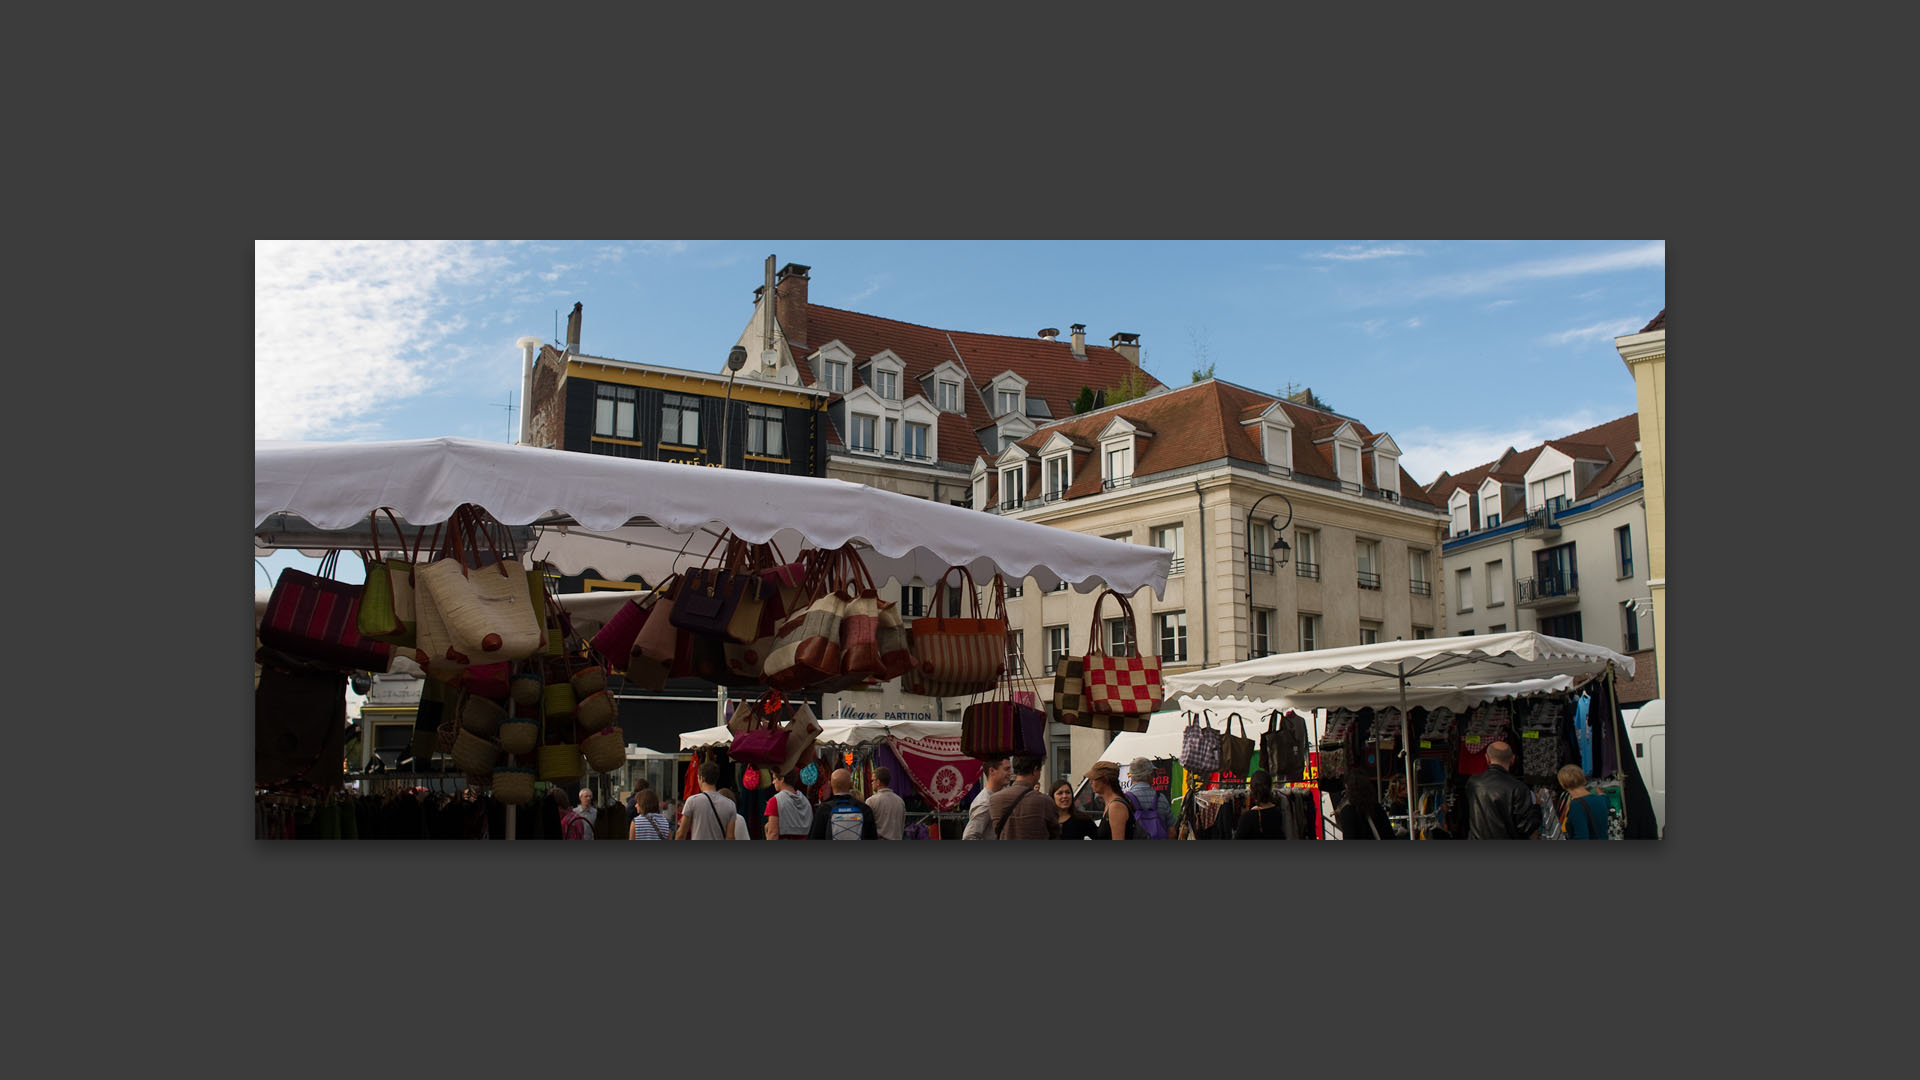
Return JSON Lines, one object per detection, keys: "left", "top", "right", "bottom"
{"left": 1161, "top": 631, "right": 1633, "bottom": 702}
{"left": 1090, "top": 677, "right": 1586, "bottom": 773}
{"left": 679, "top": 718, "right": 961, "bottom": 752}
{"left": 256, "top": 437, "right": 1170, "bottom": 596}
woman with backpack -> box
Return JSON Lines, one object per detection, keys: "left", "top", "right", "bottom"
{"left": 1082, "top": 761, "right": 1141, "bottom": 840}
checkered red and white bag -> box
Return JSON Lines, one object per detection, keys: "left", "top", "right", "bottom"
{"left": 1085, "top": 654, "right": 1164, "bottom": 713}
{"left": 1079, "top": 589, "right": 1164, "bottom": 715}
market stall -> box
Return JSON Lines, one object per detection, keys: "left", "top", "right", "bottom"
{"left": 1159, "top": 633, "right": 1651, "bottom": 839}
{"left": 254, "top": 436, "right": 1169, "bottom": 839}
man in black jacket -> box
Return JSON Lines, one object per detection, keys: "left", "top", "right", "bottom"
{"left": 1467, "top": 741, "right": 1541, "bottom": 839}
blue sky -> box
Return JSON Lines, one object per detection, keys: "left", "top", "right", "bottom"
{"left": 254, "top": 239, "right": 1663, "bottom": 589}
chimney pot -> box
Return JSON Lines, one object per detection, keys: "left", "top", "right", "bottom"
{"left": 565, "top": 302, "right": 582, "bottom": 352}
{"left": 1070, "top": 324, "right": 1086, "bottom": 357}
{"left": 1109, "top": 331, "right": 1140, "bottom": 367}
{"left": 772, "top": 264, "right": 810, "bottom": 350}
{"left": 1038, "top": 327, "right": 1060, "bottom": 341}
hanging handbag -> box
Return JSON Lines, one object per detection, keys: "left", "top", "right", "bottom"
{"left": 777, "top": 703, "right": 824, "bottom": 776}
{"left": 582, "top": 725, "right": 625, "bottom": 773}
{"left": 728, "top": 693, "right": 792, "bottom": 767}
{"left": 1218, "top": 712, "right": 1255, "bottom": 779}
{"left": 903, "top": 566, "right": 1006, "bottom": 697}
{"left": 1180, "top": 711, "right": 1222, "bottom": 775}
{"left": 589, "top": 592, "right": 655, "bottom": 663}
{"left": 670, "top": 533, "right": 755, "bottom": 641}
{"left": 254, "top": 646, "right": 348, "bottom": 788}
{"left": 416, "top": 506, "right": 544, "bottom": 662}
{"left": 1081, "top": 589, "right": 1163, "bottom": 715}
{"left": 259, "top": 551, "right": 392, "bottom": 673}
{"left": 763, "top": 553, "right": 851, "bottom": 691}
{"left": 356, "top": 508, "right": 421, "bottom": 646}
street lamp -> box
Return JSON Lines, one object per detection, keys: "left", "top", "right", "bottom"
{"left": 719, "top": 345, "right": 747, "bottom": 467}
{"left": 1245, "top": 491, "right": 1294, "bottom": 660}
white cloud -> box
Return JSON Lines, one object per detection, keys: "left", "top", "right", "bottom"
{"left": 1542, "top": 316, "right": 1646, "bottom": 346}
{"left": 844, "top": 273, "right": 890, "bottom": 305}
{"left": 1396, "top": 409, "right": 1606, "bottom": 486}
{"left": 1574, "top": 287, "right": 1606, "bottom": 302}
{"left": 1309, "top": 244, "right": 1424, "bottom": 261}
{"left": 632, "top": 240, "right": 688, "bottom": 256}
{"left": 538, "top": 262, "right": 574, "bottom": 282}
{"left": 255, "top": 240, "right": 506, "bottom": 440}
{"left": 1350, "top": 318, "right": 1388, "bottom": 336}
{"left": 1406, "top": 317, "right": 1423, "bottom": 329}
{"left": 1371, "top": 241, "right": 1664, "bottom": 303}
{"left": 1485, "top": 299, "right": 1515, "bottom": 310}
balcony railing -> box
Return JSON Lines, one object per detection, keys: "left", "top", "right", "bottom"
{"left": 1296, "top": 561, "right": 1320, "bottom": 581}
{"left": 1357, "top": 571, "right": 1381, "bottom": 590}
{"left": 997, "top": 497, "right": 1024, "bottom": 512}
{"left": 1248, "top": 553, "right": 1274, "bottom": 574}
{"left": 1517, "top": 572, "right": 1579, "bottom": 607}
{"left": 1102, "top": 476, "right": 1133, "bottom": 491}
{"left": 1166, "top": 557, "right": 1185, "bottom": 575}
{"left": 1410, "top": 580, "right": 1432, "bottom": 597}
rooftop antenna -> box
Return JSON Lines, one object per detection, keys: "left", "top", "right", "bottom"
{"left": 554, "top": 309, "right": 561, "bottom": 347}
{"left": 494, "top": 391, "right": 518, "bottom": 443}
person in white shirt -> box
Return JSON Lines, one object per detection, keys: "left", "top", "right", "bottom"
{"left": 674, "top": 762, "right": 739, "bottom": 840}
{"left": 962, "top": 757, "right": 1011, "bottom": 839}
{"left": 865, "top": 766, "right": 906, "bottom": 840}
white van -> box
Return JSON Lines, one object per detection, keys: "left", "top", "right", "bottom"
{"left": 1622, "top": 699, "right": 1665, "bottom": 837}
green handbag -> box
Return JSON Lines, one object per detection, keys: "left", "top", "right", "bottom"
{"left": 358, "top": 509, "right": 423, "bottom": 647}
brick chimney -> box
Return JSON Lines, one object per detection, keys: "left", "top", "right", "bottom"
{"left": 774, "top": 263, "right": 811, "bottom": 350}
{"left": 1070, "top": 323, "right": 1086, "bottom": 357}
{"left": 1109, "top": 332, "right": 1140, "bottom": 366}
{"left": 565, "top": 302, "right": 582, "bottom": 353}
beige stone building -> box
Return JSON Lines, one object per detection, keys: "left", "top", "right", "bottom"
{"left": 1614, "top": 310, "right": 1665, "bottom": 699}
{"left": 727, "top": 260, "right": 1448, "bottom": 783}
{"left": 1423, "top": 413, "right": 1659, "bottom": 705}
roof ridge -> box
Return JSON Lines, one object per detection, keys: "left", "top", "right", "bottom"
{"left": 809, "top": 303, "right": 1132, "bottom": 356}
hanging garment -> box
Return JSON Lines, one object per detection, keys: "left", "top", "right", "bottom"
{"left": 1573, "top": 693, "right": 1593, "bottom": 775}
{"left": 887, "top": 733, "right": 984, "bottom": 812}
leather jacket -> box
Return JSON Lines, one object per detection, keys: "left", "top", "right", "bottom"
{"left": 1467, "top": 765, "right": 1541, "bottom": 839}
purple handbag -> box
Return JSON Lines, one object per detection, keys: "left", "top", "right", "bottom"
{"left": 729, "top": 727, "right": 790, "bottom": 767}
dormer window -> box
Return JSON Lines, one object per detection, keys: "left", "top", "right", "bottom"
{"left": 1044, "top": 454, "right": 1069, "bottom": 498}
{"left": 997, "top": 389, "right": 1021, "bottom": 416}
{"left": 1000, "top": 464, "right": 1025, "bottom": 510}
{"left": 822, "top": 359, "right": 847, "bottom": 393}
{"left": 1448, "top": 490, "right": 1472, "bottom": 538}
{"left": 1337, "top": 444, "right": 1360, "bottom": 486}
{"left": 875, "top": 369, "right": 899, "bottom": 400}
{"left": 939, "top": 380, "right": 962, "bottom": 413}
{"left": 904, "top": 421, "right": 929, "bottom": 461}
{"left": 1529, "top": 471, "right": 1570, "bottom": 512}
{"left": 1105, "top": 443, "right": 1132, "bottom": 486}
{"left": 1478, "top": 479, "right": 1503, "bottom": 530}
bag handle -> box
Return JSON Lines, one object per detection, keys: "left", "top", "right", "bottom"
{"left": 1083, "top": 588, "right": 1140, "bottom": 658}
{"left": 929, "top": 565, "right": 985, "bottom": 620}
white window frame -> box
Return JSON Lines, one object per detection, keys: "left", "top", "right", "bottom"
{"left": 1252, "top": 608, "right": 1274, "bottom": 658}
{"left": 1045, "top": 625, "right": 1071, "bottom": 674}
{"left": 1105, "top": 443, "right": 1132, "bottom": 483}
{"left": 1156, "top": 610, "right": 1188, "bottom": 663}
{"left": 850, "top": 413, "right": 878, "bottom": 453}
{"left": 822, "top": 359, "right": 848, "bottom": 393}
{"left": 1409, "top": 549, "right": 1430, "bottom": 591}
{"left": 876, "top": 369, "right": 899, "bottom": 400}
{"left": 1456, "top": 567, "right": 1473, "bottom": 613}
{"left": 997, "top": 388, "right": 1021, "bottom": 416}
{"left": 1000, "top": 465, "right": 1025, "bottom": 509}
{"left": 899, "top": 584, "right": 925, "bottom": 619}
{"left": 1360, "top": 621, "right": 1380, "bottom": 646}
{"left": 903, "top": 421, "right": 929, "bottom": 461}
{"left": 1007, "top": 629, "right": 1025, "bottom": 676}
{"left": 1106, "top": 618, "right": 1129, "bottom": 656}
{"left": 885, "top": 417, "right": 897, "bottom": 455}
{"left": 1486, "top": 560, "right": 1505, "bottom": 607}
{"left": 1295, "top": 527, "right": 1320, "bottom": 580}
{"left": 1045, "top": 454, "right": 1069, "bottom": 497}
{"left": 1356, "top": 538, "right": 1380, "bottom": 589}
{"left": 1449, "top": 490, "right": 1472, "bottom": 537}
{"left": 938, "top": 380, "right": 961, "bottom": 413}
{"left": 1299, "top": 613, "right": 1320, "bottom": 652}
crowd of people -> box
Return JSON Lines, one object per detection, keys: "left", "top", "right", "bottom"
{"left": 545, "top": 738, "right": 1607, "bottom": 840}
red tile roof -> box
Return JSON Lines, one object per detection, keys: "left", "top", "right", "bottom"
{"left": 1639, "top": 309, "right": 1665, "bottom": 333}
{"left": 791, "top": 303, "right": 1165, "bottom": 463}
{"left": 1002, "top": 380, "right": 1439, "bottom": 510}
{"left": 1423, "top": 413, "right": 1641, "bottom": 510}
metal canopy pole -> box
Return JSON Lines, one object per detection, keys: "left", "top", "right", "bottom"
{"left": 1401, "top": 661, "right": 1417, "bottom": 840}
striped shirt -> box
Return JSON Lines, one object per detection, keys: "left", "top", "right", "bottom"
{"left": 629, "top": 812, "right": 674, "bottom": 840}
